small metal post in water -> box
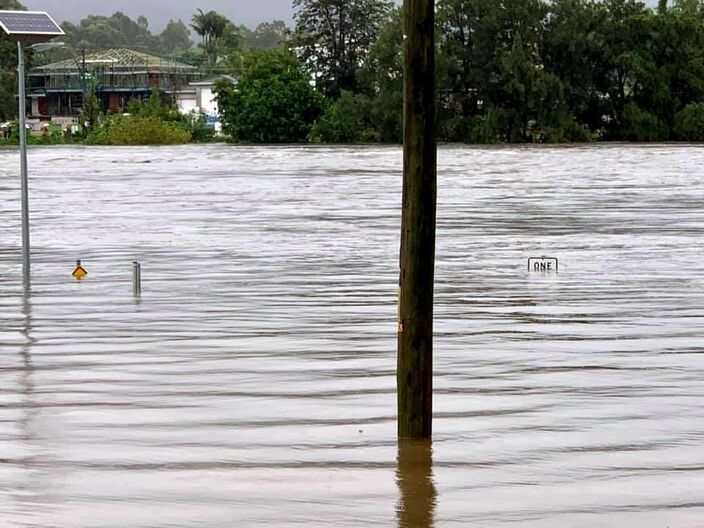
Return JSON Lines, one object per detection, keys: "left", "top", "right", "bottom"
{"left": 132, "top": 261, "right": 141, "bottom": 296}
{"left": 132, "top": 261, "right": 141, "bottom": 297}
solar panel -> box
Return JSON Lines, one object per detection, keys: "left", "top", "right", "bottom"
{"left": 0, "top": 10, "right": 64, "bottom": 38}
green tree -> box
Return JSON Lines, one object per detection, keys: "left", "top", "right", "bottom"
{"left": 215, "top": 49, "right": 325, "bottom": 142}
{"left": 542, "top": 0, "right": 608, "bottom": 132}
{"left": 631, "top": 0, "right": 704, "bottom": 135}
{"left": 61, "top": 12, "right": 161, "bottom": 54}
{"left": 437, "top": 0, "right": 559, "bottom": 142}
{"left": 358, "top": 7, "right": 404, "bottom": 142}
{"left": 293, "top": 0, "right": 393, "bottom": 97}
{"left": 596, "top": 0, "right": 652, "bottom": 135}
{"left": 159, "top": 19, "right": 192, "bottom": 55}
{"left": 246, "top": 20, "right": 289, "bottom": 49}
{"left": 80, "top": 76, "right": 100, "bottom": 132}
{"left": 0, "top": 0, "right": 23, "bottom": 11}
{"left": 493, "top": 35, "right": 565, "bottom": 142}
{"left": 437, "top": 0, "right": 503, "bottom": 123}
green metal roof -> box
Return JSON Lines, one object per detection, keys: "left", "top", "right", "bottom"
{"left": 31, "top": 48, "right": 199, "bottom": 73}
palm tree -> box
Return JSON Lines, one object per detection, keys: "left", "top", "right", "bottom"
{"left": 190, "top": 8, "right": 231, "bottom": 66}
{"left": 190, "top": 8, "right": 210, "bottom": 42}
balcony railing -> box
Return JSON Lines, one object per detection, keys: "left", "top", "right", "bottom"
{"left": 29, "top": 73, "right": 200, "bottom": 93}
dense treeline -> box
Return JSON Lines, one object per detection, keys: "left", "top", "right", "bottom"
{"left": 293, "top": 0, "right": 704, "bottom": 143}
{"left": 434, "top": 0, "right": 704, "bottom": 143}
{"left": 3, "top": 0, "right": 704, "bottom": 144}
{"left": 218, "top": 0, "right": 704, "bottom": 144}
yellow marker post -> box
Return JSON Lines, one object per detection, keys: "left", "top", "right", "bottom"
{"left": 72, "top": 259, "right": 87, "bottom": 280}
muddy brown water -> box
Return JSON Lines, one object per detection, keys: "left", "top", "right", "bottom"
{"left": 1, "top": 144, "right": 703, "bottom": 527}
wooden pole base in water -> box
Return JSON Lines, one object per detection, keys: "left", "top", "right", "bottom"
{"left": 398, "top": 0, "right": 437, "bottom": 440}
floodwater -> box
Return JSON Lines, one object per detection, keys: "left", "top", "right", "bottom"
{"left": 0, "top": 144, "right": 703, "bottom": 527}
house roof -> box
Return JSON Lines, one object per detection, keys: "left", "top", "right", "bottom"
{"left": 31, "top": 48, "right": 199, "bottom": 73}
{"left": 189, "top": 74, "right": 237, "bottom": 86}
{"left": 171, "top": 75, "right": 237, "bottom": 96}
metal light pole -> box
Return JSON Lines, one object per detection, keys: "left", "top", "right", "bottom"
{"left": 0, "top": 10, "right": 65, "bottom": 290}
{"left": 17, "top": 41, "right": 30, "bottom": 289}
{"left": 16, "top": 40, "right": 64, "bottom": 290}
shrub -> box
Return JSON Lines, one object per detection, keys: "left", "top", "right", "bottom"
{"left": 541, "top": 116, "right": 594, "bottom": 143}
{"left": 181, "top": 111, "right": 216, "bottom": 143}
{"left": 674, "top": 102, "right": 704, "bottom": 141}
{"left": 369, "top": 90, "right": 402, "bottom": 143}
{"left": 127, "top": 90, "right": 180, "bottom": 121}
{"left": 86, "top": 115, "right": 191, "bottom": 145}
{"left": 619, "top": 103, "right": 668, "bottom": 142}
{"left": 309, "top": 91, "right": 375, "bottom": 143}
{"left": 440, "top": 114, "right": 471, "bottom": 143}
{"left": 0, "top": 124, "right": 77, "bottom": 146}
{"left": 466, "top": 107, "right": 509, "bottom": 144}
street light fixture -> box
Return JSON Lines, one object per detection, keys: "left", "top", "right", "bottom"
{"left": 0, "top": 10, "right": 64, "bottom": 290}
{"left": 31, "top": 41, "right": 65, "bottom": 53}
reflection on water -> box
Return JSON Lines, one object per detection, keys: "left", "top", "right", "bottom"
{"left": 19, "top": 291, "right": 34, "bottom": 441}
{"left": 14, "top": 290, "right": 56, "bottom": 517}
{"left": 397, "top": 440, "right": 436, "bottom": 528}
{"left": 1, "top": 144, "right": 704, "bottom": 527}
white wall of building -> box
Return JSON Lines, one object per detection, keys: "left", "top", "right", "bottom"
{"left": 174, "top": 77, "right": 234, "bottom": 135}
{"left": 176, "top": 94, "right": 198, "bottom": 115}
{"left": 197, "top": 87, "right": 219, "bottom": 117}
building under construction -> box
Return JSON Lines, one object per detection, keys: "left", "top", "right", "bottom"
{"left": 28, "top": 48, "right": 201, "bottom": 125}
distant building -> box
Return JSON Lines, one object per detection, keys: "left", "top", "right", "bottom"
{"left": 27, "top": 48, "right": 201, "bottom": 129}
{"left": 174, "top": 75, "right": 237, "bottom": 133}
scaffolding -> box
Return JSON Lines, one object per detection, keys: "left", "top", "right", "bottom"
{"left": 28, "top": 48, "right": 202, "bottom": 115}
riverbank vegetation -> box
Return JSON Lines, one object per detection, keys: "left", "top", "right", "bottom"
{"left": 214, "top": 0, "right": 704, "bottom": 144}
{"left": 84, "top": 91, "right": 209, "bottom": 145}
{"left": 0, "top": 91, "right": 211, "bottom": 147}
{"left": 2, "top": 0, "right": 704, "bottom": 145}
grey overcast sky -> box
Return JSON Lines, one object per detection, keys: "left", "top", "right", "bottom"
{"left": 23, "top": 0, "right": 658, "bottom": 32}
{"left": 22, "top": 0, "right": 299, "bottom": 31}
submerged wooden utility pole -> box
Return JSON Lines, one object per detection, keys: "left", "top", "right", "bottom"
{"left": 398, "top": 0, "right": 437, "bottom": 439}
